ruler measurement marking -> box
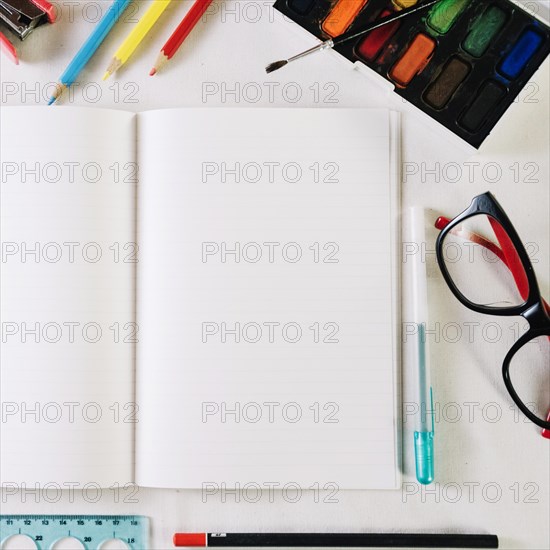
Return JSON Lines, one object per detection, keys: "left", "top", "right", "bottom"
{"left": 0, "top": 515, "right": 148, "bottom": 549}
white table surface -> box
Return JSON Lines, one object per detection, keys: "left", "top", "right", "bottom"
{"left": 1, "top": 1, "right": 549, "bottom": 549}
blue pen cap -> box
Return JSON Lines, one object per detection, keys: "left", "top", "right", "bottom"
{"left": 414, "top": 431, "right": 434, "bottom": 485}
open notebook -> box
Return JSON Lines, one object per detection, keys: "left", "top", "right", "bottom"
{"left": 1, "top": 107, "right": 401, "bottom": 490}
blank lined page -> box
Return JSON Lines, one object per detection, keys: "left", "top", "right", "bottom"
{"left": 136, "top": 109, "right": 400, "bottom": 489}
{"left": 0, "top": 107, "right": 136, "bottom": 486}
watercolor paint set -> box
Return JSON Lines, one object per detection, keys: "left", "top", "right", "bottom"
{"left": 274, "top": 0, "right": 550, "bottom": 148}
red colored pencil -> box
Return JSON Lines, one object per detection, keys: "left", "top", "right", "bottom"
{"left": 150, "top": 0, "right": 213, "bottom": 75}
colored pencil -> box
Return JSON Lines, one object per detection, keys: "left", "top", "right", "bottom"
{"left": 149, "top": 0, "right": 213, "bottom": 75}
{"left": 103, "top": 0, "right": 172, "bottom": 80}
{"left": 48, "top": 0, "right": 132, "bottom": 105}
{"left": 173, "top": 532, "right": 499, "bottom": 548}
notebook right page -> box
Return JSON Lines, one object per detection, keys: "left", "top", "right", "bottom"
{"left": 136, "top": 108, "right": 400, "bottom": 489}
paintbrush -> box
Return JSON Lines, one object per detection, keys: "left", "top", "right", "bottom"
{"left": 266, "top": 0, "right": 441, "bottom": 73}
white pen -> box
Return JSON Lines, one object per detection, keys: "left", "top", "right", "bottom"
{"left": 407, "top": 207, "right": 435, "bottom": 485}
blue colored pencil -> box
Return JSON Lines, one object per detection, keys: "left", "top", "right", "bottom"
{"left": 48, "top": 0, "right": 132, "bottom": 105}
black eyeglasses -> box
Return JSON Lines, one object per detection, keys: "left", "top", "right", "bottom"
{"left": 435, "top": 192, "right": 550, "bottom": 431}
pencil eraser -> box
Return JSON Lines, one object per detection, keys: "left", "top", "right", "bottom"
{"left": 173, "top": 533, "right": 207, "bottom": 547}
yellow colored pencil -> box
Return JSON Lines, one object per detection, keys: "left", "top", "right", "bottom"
{"left": 103, "top": 0, "right": 172, "bottom": 79}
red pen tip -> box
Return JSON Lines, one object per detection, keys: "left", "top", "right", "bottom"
{"left": 149, "top": 67, "right": 157, "bottom": 76}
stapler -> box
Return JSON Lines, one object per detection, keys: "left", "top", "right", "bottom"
{"left": 0, "top": 0, "right": 55, "bottom": 40}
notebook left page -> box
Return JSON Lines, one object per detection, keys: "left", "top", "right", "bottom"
{"left": 0, "top": 107, "right": 136, "bottom": 487}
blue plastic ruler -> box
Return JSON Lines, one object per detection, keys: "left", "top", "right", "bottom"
{"left": 0, "top": 515, "right": 149, "bottom": 550}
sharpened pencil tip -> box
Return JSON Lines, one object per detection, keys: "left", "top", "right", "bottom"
{"left": 103, "top": 58, "right": 122, "bottom": 80}
{"left": 47, "top": 83, "right": 65, "bottom": 105}
{"left": 265, "top": 60, "right": 288, "bottom": 74}
{"left": 151, "top": 52, "right": 168, "bottom": 75}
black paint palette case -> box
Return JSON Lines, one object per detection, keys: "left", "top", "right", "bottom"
{"left": 274, "top": 0, "right": 550, "bottom": 148}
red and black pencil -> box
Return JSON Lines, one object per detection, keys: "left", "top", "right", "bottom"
{"left": 173, "top": 532, "right": 499, "bottom": 548}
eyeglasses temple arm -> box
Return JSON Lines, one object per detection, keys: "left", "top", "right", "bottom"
{"left": 435, "top": 217, "right": 550, "bottom": 314}
{"left": 487, "top": 217, "right": 530, "bottom": 302}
